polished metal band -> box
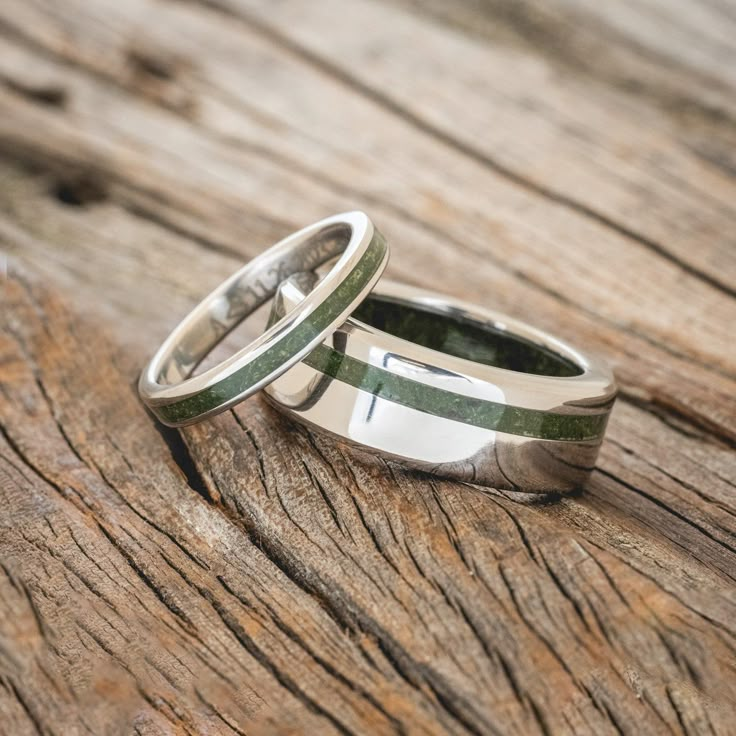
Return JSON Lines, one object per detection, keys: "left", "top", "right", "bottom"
{"left": 138, "top": 212, "right": 388, "bottom": 426}
{"left": 264, "top": 276, "right": 617, "bottom": 493}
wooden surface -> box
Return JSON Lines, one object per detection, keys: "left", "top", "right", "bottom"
{"left": 1, "top": 0, "right": 735, "bottom": 733}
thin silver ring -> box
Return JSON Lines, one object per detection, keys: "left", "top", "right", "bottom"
{"left": 138, "top": 212, "right": 388, "bottom": 426}
{"left": 264, "top": 275, "right": 617, "bottom": 493}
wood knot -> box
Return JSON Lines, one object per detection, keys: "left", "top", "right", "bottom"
{"left": 52, "top": 171, "right": 108, "bottom": 207}
{"left": 125, "top": 46, "right": 197, "bottom": 116}
{"left": 3, "top": 77, "right": 68, "bottom": 108}
{"left": 127, "top": 48, "right": 177, "bottom": 81}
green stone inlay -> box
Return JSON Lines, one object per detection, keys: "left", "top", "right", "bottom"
{"left": 302, "top": 343, "right": 609, "bottom": 442}
{"left": 352, "top": 297, "right": 581, "bottom": 377}
{"left": 155, "top": 233, "right": 387, "bottom": 424}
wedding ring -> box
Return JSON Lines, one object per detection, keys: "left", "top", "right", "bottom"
{"left": 138, "top": 212, "right": 388, "bottom": 426}
{"left": 264, "top": 275, "right": 617, "bottom": 493}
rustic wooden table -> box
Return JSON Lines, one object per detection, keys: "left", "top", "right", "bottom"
{"left": 1, "top": 1, "right": 735, "bottom": 734}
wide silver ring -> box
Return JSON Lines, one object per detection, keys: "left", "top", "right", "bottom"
{"left": 138, "top": 212, "right": 388, "bottom": 426}
{"left": 264, "top": 275, "right": 617, "bottom": 493}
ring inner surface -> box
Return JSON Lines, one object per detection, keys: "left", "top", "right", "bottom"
{"left": 352, "top": 296, "right": 582, "bottom": 377}
{"left": 162, "top": 224, "right": 353, "bottom": 384}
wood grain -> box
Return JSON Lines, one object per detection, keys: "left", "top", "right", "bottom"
{"left": 0, "top": 0, "right": 734, "bottom": 733}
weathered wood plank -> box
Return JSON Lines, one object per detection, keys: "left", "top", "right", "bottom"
{"left": 198, "top": 0, "right": 736, "bottom": 292}
{"left": 1, "top": 0, "right": 735, "bottom": 332}
{"left": 394, "top": 0, "right": 736, "bottom": 115}
{"left": 0, "top": 13, "right": 735, "bottom": 445}
{"left": 1, "top": 272, "right": 456, "bottom": 735}
{"left": 1, "top": 153, "right": 734, "bottom": 569}
{"left": 2, "top": 266, "right": 735, "bottom": 733}
{"left": 0, "top": 0, "right": 735, "bottom": 733}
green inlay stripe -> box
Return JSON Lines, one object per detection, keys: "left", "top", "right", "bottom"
{"left": 302, "top": 344, "right": 609, "bottom": 442}
{"left": 155, "top": 234, "right": 387, "bottom": 425}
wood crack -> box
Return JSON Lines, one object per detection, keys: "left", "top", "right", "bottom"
{"left": 164, "top": 558, "right": 356, "bottom": 736}
{"left": 596, "top": 468, "right": 736, "bottom": 569}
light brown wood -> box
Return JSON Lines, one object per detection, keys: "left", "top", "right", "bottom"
{"left": 0, "top": 0, "right": 734, "bottom": 733}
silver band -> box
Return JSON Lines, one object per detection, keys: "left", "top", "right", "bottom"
{"left": 264, "top": 275, "right": 617, "bottom": 493}
{"left": 138, "top": 212, "right": 388, "bottom": 426}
